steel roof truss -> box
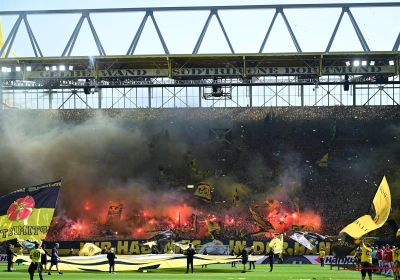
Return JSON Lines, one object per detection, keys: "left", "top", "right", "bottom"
{"left": 86, "top": 14, "right": 106, "bottom": 56}
{"left": 149, "top": 12, "right": 170, "bottom": 55}
{"left": 23, "top": 15, "right": 43, "bottom": 57}
{"left": 0, "top": 15, "right": 22, "bottom": 58}
{"left": 346, "top": 8, "right": 370, "bottom": 52}
{"left": 62, "top": 14, "right": 85, "bottom": 57}
{"left": 392, "top": 32, "right": 400, "bottom": 52}
{"left": 126, "top": 12, "right": 150, "bottom": 55}
{"left": 193, "top": 11, "right": 214, "bottom": 54}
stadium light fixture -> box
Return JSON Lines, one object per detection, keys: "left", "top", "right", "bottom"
{"left": 26, "top": 66, "right": 32, "bottom": 71}
{"left": 353, "top": 61, "right": 360, "bottom": 66}
{"left": 16, "top": 66, "right": 21, "bottom": 71}
{"left": 1, "top": 67, "right": 6, "bottom": 72}
{"left": 389, "top": 60, "right": 395, "bottom": 66}
{"left": 69, "top": 66, "right": 73, "bottom": 70}
{"left": 45, "top": 66, "right": 50, "bottom": 71}
{"left": 361, "top": 61, "right": 367, "bottom": 66}
{"left": 370, "top": 61, "right": 375, "bottom": 66}
{"left": 60, "top": 65, "right": 65, "bottom": 71}
{"left": 52, "top": 66, "right": 57, "bottom": 71}
{"left": 345, "top": 61, "right": 351, "bottom": 66}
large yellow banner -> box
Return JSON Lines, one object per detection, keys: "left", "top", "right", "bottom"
{"left": 332, "top": 176, "right": 391, "bottom": 258}
{"left": 0, "top": 180, "right": 61, "bottom": 242}
{"left": 340, "top": 176, "right": 391, "bottom": 239}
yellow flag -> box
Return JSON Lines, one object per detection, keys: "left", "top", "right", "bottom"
{"left": 79, "top": 243, "right": 102, "bottom": 256}
{"left": 269, "top": 234, "right": 284, "bottom": 254}
{"left": 194, "top": 182, "right": 211, "bottom": 202}
{"left": 317, "top": 153, "right": 328, "bottom": 167}
{"left": 340, "top": 176, "right": 390, "bottom": 239}
{"left": 0, "top": 180, "right": 61, "bottom": 242}
{"left": 332, "top": 176, "right": 391, "bottom": 258}
{"left": 187, "top": 159, "right": 196, "bottom": 171}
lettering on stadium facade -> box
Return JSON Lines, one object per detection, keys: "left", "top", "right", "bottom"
{"left": 15, "top": 66, "right": 394, "bottom": 80}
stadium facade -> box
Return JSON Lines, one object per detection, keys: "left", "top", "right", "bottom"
{"left": 0, "top": 2, "right": 399, "bottom": 109}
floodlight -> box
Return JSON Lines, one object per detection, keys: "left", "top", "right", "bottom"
{"left": 45, "top": 66, "right": 50, "bottom": 71}
{"left": 26, "top": 66, "right": 32, "bottom": 71}
{"left": 69, "top": 66, "right": 73, "bottom": 70}
{"left": 370, "top": 61, "right": 375, "bottom": 66}
{"left": 361, "top": 61, "right": 367, "bottom": 66}
{"left": 187, "top": 185, "right": 194, "bottom": 189}
{"left": 60, "top": 65, "right": 65, "bottom": 71}
{"left": 345, "top": 61, "right": 351, "bottom": 66}
{"left": 353, "top": 61, "right": 360, "bottom": 66}
{"left": 6, "top": 68, "right": 11, "bottom": 72}
{"left": 1, "top": 67, "right": 6, "bottom": 72}
{"left": 52, "top": 66, "right": 57, "bottom": 71}
{"left": 16, "top": 66, "right": 21, "bottom": 71}
{"left": 389, "top": 60, "right": 395, "bottom": 66}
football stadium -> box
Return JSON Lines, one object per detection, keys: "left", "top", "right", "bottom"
{"left": 1, "top": 1, "right": 400, "bottom": 279}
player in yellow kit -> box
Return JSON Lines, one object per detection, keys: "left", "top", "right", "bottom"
{"left": 319, "top": 248, "right": 326, "bottom": 267}
{"left": 360, "top": 240, "right": 372, "bottom": 280}
{"left": 28, "top": 242, "right": 44, "bottom": 280}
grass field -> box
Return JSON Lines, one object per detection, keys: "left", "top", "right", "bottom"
{"left": 0, "top": 263, "right": 391, "bottom": 280}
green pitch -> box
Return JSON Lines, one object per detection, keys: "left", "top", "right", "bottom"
{"left": 0, "top": 263, "right": 389, "bottom": 280}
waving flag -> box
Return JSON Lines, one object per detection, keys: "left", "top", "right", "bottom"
{"left": 332, "top": 176, "right": 391, "bottom": 258}
{"left": 108, "top": 204, "right": 123, "bottom": 215}
{"left": 317, "top": 153, "right": 329, "bottom": 167}
{"left": 173, "top": 241, "right": 190, "bottom": 251}
{"left": 269, "top": 234, "right": 284, "bottom": 254}
{"left": 290, "top": 231, "right": 326, "bottom": 250}
{"left": 0, "top": 179, "right": 61, "bottom": 242}
{"left": 140, "top": 229, "right": 174, "bottom": 252}
{"left": 187, "top": 159, "right": 197, "bottom": 171}
{"left": 249, "top": 207, "right": 274, "bottom": 231}
{"left": 194, "top": 182, "right": 211, "bottom": 202}
{"left": 79, "top": 243, "right": 102, "bottom": 256}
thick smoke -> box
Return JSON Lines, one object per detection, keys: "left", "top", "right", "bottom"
{"left": 0, "top": 107, "right": 399, "bottom": 238}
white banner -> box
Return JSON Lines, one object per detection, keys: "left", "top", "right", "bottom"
{"left": 2, "top": 66, "right": 394, "bottom": 80}
{"left": 0, "top": 254, "right": 8, "bottom": 262}
{"left": 303, "top": 255, "right": 355, "bottom": 265}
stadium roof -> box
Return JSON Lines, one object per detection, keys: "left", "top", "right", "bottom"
{"left": 0, "top": 52, "right": 399, "bottom": 79}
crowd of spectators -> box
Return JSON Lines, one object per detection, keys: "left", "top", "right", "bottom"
{"left": 33, "top": 105, "right": 400, "bottom": 241}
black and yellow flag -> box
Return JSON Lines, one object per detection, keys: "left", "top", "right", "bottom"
{"left": 0, "top": 179, "right": 61, "bottom": 242}
{"left": 205, "top": 219, "right": 220, "bottom": 239}
{"left": 249, "top": 207, "right": 274, "bottom": 231}
{"left": 332, "top": 176, "right": 391, "bottom": 258}
{"left": 191, "top": 214, "right": 198, "bottom": 232}
{"left": 269, "top": 234, "right": 284, "bottom": 254}
{"left": 194, "top": 182, "right": 211, "bottom": 202}
{"left": 233, "top": 188, "right": 239, "bottom": 203}
{"left": 79, "top": 242, "right": 102, "bottom": 256}
{"left": 317, "top": 153, "right": 328, "bottom": 167}
{"left": 187, "top": 159, "right": 197, "bottom": 172}
{"left": 108, "top": 204, "right": 123, "bottom": 215}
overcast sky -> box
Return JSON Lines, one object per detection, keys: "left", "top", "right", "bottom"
{"left": 1, "top": 0, "right": 399, "bottom": 56}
